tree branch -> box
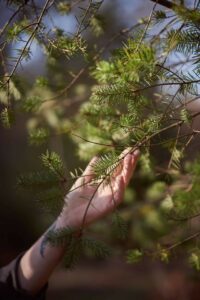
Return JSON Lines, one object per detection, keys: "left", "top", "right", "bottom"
{"left": 6, "top": 0, "right": 51, "bottom": 82}
{"left": 150, "top": 0, "right": 179, "bottom": 9}
{"left": 0, "top": 2, "right": 27, "bottom": 39}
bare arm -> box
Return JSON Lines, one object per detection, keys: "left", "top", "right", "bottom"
{"left": 18, "top": 149, "right": 140, "bottom": 295}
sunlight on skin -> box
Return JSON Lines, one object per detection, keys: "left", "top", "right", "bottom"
{"left": 56, "top": 148, "right": 140, "bottom": 229}
{"left": 18, "top": 148, "right": 140, "bottom": 296}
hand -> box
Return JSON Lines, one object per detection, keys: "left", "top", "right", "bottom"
{"left": 17, "top": 148, "right": 139, "bottom": 295}
{"left": 56, "top": 148, "right": 140, "bottom": 230}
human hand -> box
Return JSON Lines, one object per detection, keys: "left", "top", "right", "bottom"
{"left": 56, "top": 148, "right": 140, "bottom": 230}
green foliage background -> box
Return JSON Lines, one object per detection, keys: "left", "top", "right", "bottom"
{"left": 1, "top": 0, "right": 200, "bottom": 274}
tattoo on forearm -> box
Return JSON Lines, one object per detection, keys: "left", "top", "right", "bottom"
{"left": 40, "top": 223, "right": 56, "bottom": 258}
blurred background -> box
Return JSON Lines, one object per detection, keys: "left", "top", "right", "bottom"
{"left": 1, "top": 0, "right": 200, "bottom": 299}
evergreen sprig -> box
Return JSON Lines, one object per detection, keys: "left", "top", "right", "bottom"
{"left": 45, "top": 226, "right": 74, "bottom": 247}
{"left": 28, "top": 128, "right": 49, "bottom": 145}
{"left": 82, "top": 237, "right": 111, "bottom": 258}
{"left": 17, "top": 171, "right": 60, "bottom": 191}
{"left": 3, "top": 0, "right": 200, "bottom": 270}
{"left": 112, "top": 212, "right": 129, "bottom": 240}
{"left": 92, "top": 152, "right": 120, "bottom": 180}
{"left": 41, "top": 150, "right": 65, "bottom": 178}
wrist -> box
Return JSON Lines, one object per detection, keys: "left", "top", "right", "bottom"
{"left": 55, "top": 206, "right": 77, "bottom": 230}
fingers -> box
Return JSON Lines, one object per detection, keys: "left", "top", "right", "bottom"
{"left": 112, "top": 148, "right": 131, "bottom": 177}
{"left": 118, "top": 147, "right": 132, "bottom": 159}
{"left": 83, "top": 156, "right": 99, "bottom": 181}
{"left": 72, "top": 147, "right": 139, "bottom": 195}
{"left": 122, "top": 149, "right": 140, "bottom": 186}
{"left": 113, "top": 175, "right": 125, "bottom": 205}
{"left": 78, "top": 156, "right": 99, "bottom": 185}
{"left": 111, "top": 148, "right": 139, "bottom": 205}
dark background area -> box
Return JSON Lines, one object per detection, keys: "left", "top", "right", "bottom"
{"left": 1, "top": 1, "right": 200, "bottom": 299}
{"left": 0, "top": 0, "right": 154, "bottom": 261}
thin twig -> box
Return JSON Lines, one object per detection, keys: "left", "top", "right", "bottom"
{"left": 71, "top": 133, "right": 115, "bottom": 148}
{"left": 166, "top": 231, "right": 200, "bottom": 251}
{"left": 167, "top": 124, "right": 181, "bottom": 169}
{"left": 0, "top": 2, "right": 27, "bottom": 39}
{"left": 150, "top": 0, "right": 179, "bottom": 9}
{"left": 44, "top": 68, "right": 85, "bottom": 102}
{"left": 6, "top": 0, "right": 52, "bottom": 82}
{"left": 131, "top": 78, "right": 200, "bottom": 95}
{"left": 135, "top": 0, "right": 158, "bottom": 52}
{"left": 76, "top": 0, "right": 92, "bottom": 37}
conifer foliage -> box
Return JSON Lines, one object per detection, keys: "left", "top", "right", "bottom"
{"left": 2, "top": 0, "right": 200, "bottom": 270}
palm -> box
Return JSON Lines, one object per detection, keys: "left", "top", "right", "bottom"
{"left": 63, "top": 149, "right": 139, "bottom": 229}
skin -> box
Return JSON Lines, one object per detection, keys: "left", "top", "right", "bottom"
{"left": 18, "top": 148, "right": 140, "bottom": 295}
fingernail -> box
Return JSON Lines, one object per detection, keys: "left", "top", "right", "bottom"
{"left": 132, "top": 149, "right": 140, "bottom": 157}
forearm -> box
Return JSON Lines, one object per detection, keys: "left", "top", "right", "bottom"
{"left": 17, "top": 149, "right": 139, "bottom": 296}
{"left": 18, "top": 215, "right": 70, "bottom": 295}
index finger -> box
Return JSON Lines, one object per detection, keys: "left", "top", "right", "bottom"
{"left": 121, "top": 149, "right": 140, "bottom": 186}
